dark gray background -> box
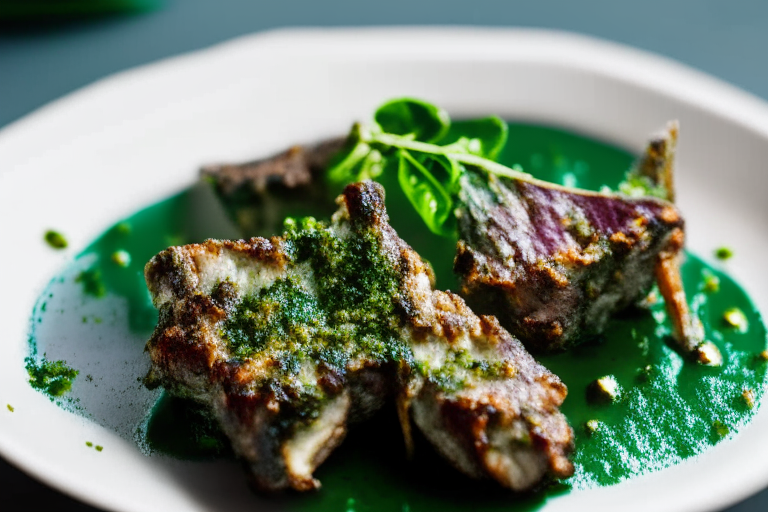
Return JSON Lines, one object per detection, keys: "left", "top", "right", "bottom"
{"left": 2, "top": 1, "right": 767, "bottom": 510}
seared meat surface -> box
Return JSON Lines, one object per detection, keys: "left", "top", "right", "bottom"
{"left": 400, "top": 295, "right": 574, "bottom": 491}
{"left": 144, "top": 181, "right": 573, "bottom": 492}
{"left": 454, "top": 124, "right": 716, "bottom": 362}
{"left": 201, "top": 138, "right": 344, "bottom": 237}
{"left": 454, "top": 170, "right": 682, "bottom": 352}
{"left": 201, "top": 125, "right": 709, "bottom": 362}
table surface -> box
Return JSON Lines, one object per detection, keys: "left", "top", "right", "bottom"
{"left": 2, "top": 1, "right": 768, "bottom": 510}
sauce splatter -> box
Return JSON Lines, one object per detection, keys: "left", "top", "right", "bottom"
{"left": 44, "top": 230, "right": 68, "bottom": 249}
{"left": 25, "top": 356, "right": 79, "bottom": 398}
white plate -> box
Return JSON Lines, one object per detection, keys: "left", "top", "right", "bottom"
{"left": 1, "top": 27, "right": 767, "bottom": 512}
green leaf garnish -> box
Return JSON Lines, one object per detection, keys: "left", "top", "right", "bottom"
{"left": 397, "top": 150, "right": 456, "bottom": 236}
{"left": 437, "top": 116, "right": 508, "bottom": 160}
{"left": 374, "top": 98, "right": 450, "bottom": 143}
{"left": 327, "top": 98, "right": 535, "bottom": 237}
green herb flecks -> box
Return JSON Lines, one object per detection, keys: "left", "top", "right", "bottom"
{"left": 220, "top": 212, "right": 521, "bottom": 422}
{"left": 44, "top": 230, "right": 68, "bottom": 249}
{"left": 220, "top": 216, "right": 410, "bottom": 411}
{"left": 712, "top": 420, "right": 730, "bottom": 439}
{"left": 701, "top": 270, "right": 720, "bottom": 293}
{"left": 415, "top": 349, "right": 508, "bottom": 393}
{"left": 586, "top": 375, "right": 622, "bottom": 404}
{"left": 584, "top": 419, "right": 601, "bottom": 436}
{"left": 25, "top": 356, "right": 79, "bottom": 397}
{"left": 113, "top": 222, "right": 132, "bottom": 235}
{"left": 111, "top": 250, "right": 131, "bottom": 267}
{"left": 715, "top": 247, "right": 734, "bottom": 260}
{"left": 723, "top": 307, "right": 749, "bottom": 333}
{"left": 617, "top": 174, "right": 668, "bottom": 199}
{"left": 75, "top": 267, "right": 106, "bottom": 297}
{"left": 742, "top": 388, "right": 756, "bottom": 409}
{"left": 6, "top": 404, "right": 14, "bottom": 412}
{"left": 220, "top": 214, "right": 513, "bottom": 422}
{"left": 223, "top": 277, "right": 326, "bottom": 356}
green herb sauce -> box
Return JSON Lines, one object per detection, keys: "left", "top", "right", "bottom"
{"left": 142, "top": 392, "right": 230, "bottom": 459}
{"left": 75, "top": 267, "right": 107, "bottom": 298}
{"left": 415, "top": 349, "right": 506, "bottom": 394}
{"left": 25, "top": 356, "right": 79, "bottom": 398}
{"left": 44, "top": 230, "right": 68, "bottom": 250}
{"left": 716, "top": 247, "right": 735, "bottom": 260}
{"left": 222, "top": 217, "right": 407, "bottom": 371}
{"left": 216, "top": 217, "right": 413, "bottom": 422}
{"left": 27, "top": 122, "right": 767, "bottom": 512}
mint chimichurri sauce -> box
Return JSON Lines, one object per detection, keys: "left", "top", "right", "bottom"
{"left": 28, "top": 123, "right": 767, "bottom": 511}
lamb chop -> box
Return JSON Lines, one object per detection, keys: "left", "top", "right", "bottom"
{"left": 144, "top": 181, "right": 573, "bottom": 492}
{"left": 201, "top": 121, "right": 713, "bottom": 363}
{"left": 200, "top": 137, "right": 344, "bottom": 237}
{"left": 399, "top": 292, "right": 574, "bottom": 491}
{"left": 454, "top": 123, "right": 720, "bottom": 363}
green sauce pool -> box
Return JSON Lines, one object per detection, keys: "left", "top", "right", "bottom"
{"left": 27, "top": 122, "right": 767, "bottom": 511}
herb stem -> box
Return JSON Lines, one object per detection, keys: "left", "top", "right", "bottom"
{"left": 447, "top": 152, "right": 531, "bottom": 180}
{"left": 368, "top": 133, "right": 532, "bottom": 181}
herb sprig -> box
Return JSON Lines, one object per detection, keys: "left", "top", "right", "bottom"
{"left": 327, "top": 98, "right": 530, "bottom": 236}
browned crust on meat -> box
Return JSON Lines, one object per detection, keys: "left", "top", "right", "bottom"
{"left": 201, "top": 138, "right": 345, "bottom": 196}
{"left": 636, "top": 121, "right": 678, "bottom": 203}
{"left": 408, "top": 311, "right": 573, "bottom": 489}
{"left": 455, "top": 172, "right": 685, "bottom": 352}
{"left": 343, "top": 182, "right": 574, "bottom": 489}
{"left": 145, "top": 238, "right": 288, "bottom": 305}
{"left": 144, "top": 234, "right": 348, "bottom": 491}
{"left": 144, "top": 181, "right": 574, "bottom": 493}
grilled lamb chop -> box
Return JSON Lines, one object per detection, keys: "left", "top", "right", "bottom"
{"left": 144, "top": 181, "right": 573, "bottom": 492}
{"left": 398, "top": 293, "right": 574, "bottom": 491}
{"left": 454, "top": 123, "right": 718, "bottom": 363}
{"left": 202, "top": 125, "right": 711, "bottom": 363}
{"left": 201, "top": 137, "right": 344, "bottom": 237}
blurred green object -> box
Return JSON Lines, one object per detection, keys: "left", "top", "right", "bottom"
{"left": 0, "top": 0, "right": 163, "bottom": 20}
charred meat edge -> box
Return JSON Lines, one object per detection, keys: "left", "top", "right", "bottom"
{"left": 454, "top": 122, "right": 719, "bottom": 363}
{"left": 201, "top": 124, "right": 713, "bottom": 364}
{"left": 144, "top": 181, "right": 573, "bottom": 492}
